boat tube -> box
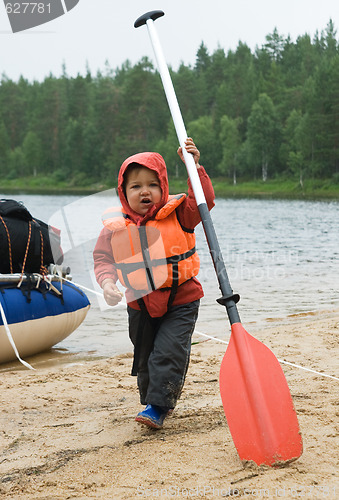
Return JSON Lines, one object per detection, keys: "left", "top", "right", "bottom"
{"left": 0, "top": 273, "right": 90, "bottom": 365}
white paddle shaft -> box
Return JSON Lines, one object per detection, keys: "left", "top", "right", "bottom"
{"left": 136, "top": 11, "right": 240, "bottom": 324}
{"left": 145, "top": 18, "right": 206, "bottom": 206}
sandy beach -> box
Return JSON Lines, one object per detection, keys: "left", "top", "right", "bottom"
{"left": 0, "top": 308, "right": 338, "bottom": 499}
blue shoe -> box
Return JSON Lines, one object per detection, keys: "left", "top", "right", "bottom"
{"left": 135, "top": 404, "right": 169, "bottom": 429}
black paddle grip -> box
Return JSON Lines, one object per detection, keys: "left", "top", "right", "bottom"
{"left": 134, "top": 10, "right": 165, "bottom": 28}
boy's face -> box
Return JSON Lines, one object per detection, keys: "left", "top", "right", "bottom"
{"left": 125, "top": 167, "right": 162, "bottom": 215}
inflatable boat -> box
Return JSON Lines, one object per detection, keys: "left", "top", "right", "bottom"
{"left": 0, "top": 272, "right": 90, "bottom": 365}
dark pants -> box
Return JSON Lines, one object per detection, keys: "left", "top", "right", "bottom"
{"left": 128, "top": 300, "right": 200, "bottom": 409}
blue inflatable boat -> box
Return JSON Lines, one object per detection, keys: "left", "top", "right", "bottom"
{"left": 0, "top": 273, "right": 90, "bottom": 364}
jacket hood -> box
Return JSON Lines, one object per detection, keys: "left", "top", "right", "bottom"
{"left": 117, "top": 152, "right": 169, "bottom": 223}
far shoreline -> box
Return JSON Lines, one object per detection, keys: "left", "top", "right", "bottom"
{"left": 1, "top": 176, "right": 339, "bottom": 201}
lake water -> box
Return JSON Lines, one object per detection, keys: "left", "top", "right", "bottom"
{"left": 1, "top": 191, "right": 338, "bottom": 363}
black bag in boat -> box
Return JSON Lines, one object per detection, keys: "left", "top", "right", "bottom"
{"left": 0, "top": 199, "right": 63, "bottom": 274}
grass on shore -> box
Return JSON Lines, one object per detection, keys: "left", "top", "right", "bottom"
{"left": 0, "top": 176, "right": 338, "bottom": 200}
{"left": 169, "top": 177, "right": 339, "bottom": 200}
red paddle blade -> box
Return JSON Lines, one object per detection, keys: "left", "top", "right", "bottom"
{"left": 220, "top": 323, "right": 303, "bottom": 466}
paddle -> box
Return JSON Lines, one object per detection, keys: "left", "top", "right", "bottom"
{"left": 134, "top": 10, "right": 302, "bottom": 466}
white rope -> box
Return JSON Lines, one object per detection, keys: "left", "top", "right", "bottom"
{"left": 0, "top": 301, "right": 35, "bottom": 370}
{"left": 275, "top": 358, "right": 339, "bottom": 381}
{"left": 62, "top": 278, "right": 127, "bottom": 306}
{"left": 62, "top": 279, "right": 339, "bottom": 382}
{"left": 194, "top": 330, "right": 339, "bottom": 382}
{"left": 62, "top": 278, "right": 103, "bottom": 298}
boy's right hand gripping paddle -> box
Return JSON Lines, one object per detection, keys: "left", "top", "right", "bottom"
{"left": 134, "top": 10, "right": 303, "bottom": 466}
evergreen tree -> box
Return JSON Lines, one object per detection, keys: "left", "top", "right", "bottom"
{"left": 246, "top": 93, "right": 281, "bottom": 180}
{"left": 264, "top": 28, "right": 285, "bottom": 61}
{"left": 282, "top": 109, "right": 306, "bottom": 185}
{"left": 22, "top": 131, "right": 43, "bottom": 176}
{"left": 0, "top": 120, "right": 10, "bottom": 175}
{"left": 119, "top": 57, "right": 167, "bottom": 153}
{"left": 174, "top": 63, "right": 202, "bottom": 123}
{"left": 218, "top": 115, "right": 242, "bottom": 183}
{"left": 187, "top": 116, "right": 221, "bottom": 175}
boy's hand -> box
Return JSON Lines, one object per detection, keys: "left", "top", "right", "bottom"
{"left": 177, "top": 137, "right": 201, "bottom": 168}
{"left": 102, "top": 279, "right": 124, "bottom": 306}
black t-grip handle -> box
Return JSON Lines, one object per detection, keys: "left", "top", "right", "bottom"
{"left": 134, "top": 10, "right": 164, "bottom": 28}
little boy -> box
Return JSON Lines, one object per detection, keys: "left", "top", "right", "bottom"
{"left": 93, "top": 138, "right": 214, "bottom": 429}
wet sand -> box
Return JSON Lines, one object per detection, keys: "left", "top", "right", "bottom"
{"left": 0, "top": 309, "right": 338, "bottom": 499}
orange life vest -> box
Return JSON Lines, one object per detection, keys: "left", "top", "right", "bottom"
{"left": 102, "top": 194, "right": 200, "bottom": 293}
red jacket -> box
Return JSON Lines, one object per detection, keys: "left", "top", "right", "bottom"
{"left": 93, "top": 152, "right": 215, "bottom": 317}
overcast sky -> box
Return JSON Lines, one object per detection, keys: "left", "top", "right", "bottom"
{"left": 0, "top": 0, "right": 338, "bottom": 82}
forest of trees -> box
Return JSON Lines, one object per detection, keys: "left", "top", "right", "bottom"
{"left": 1, "top": 20, "right": 339, "bottom": 187}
